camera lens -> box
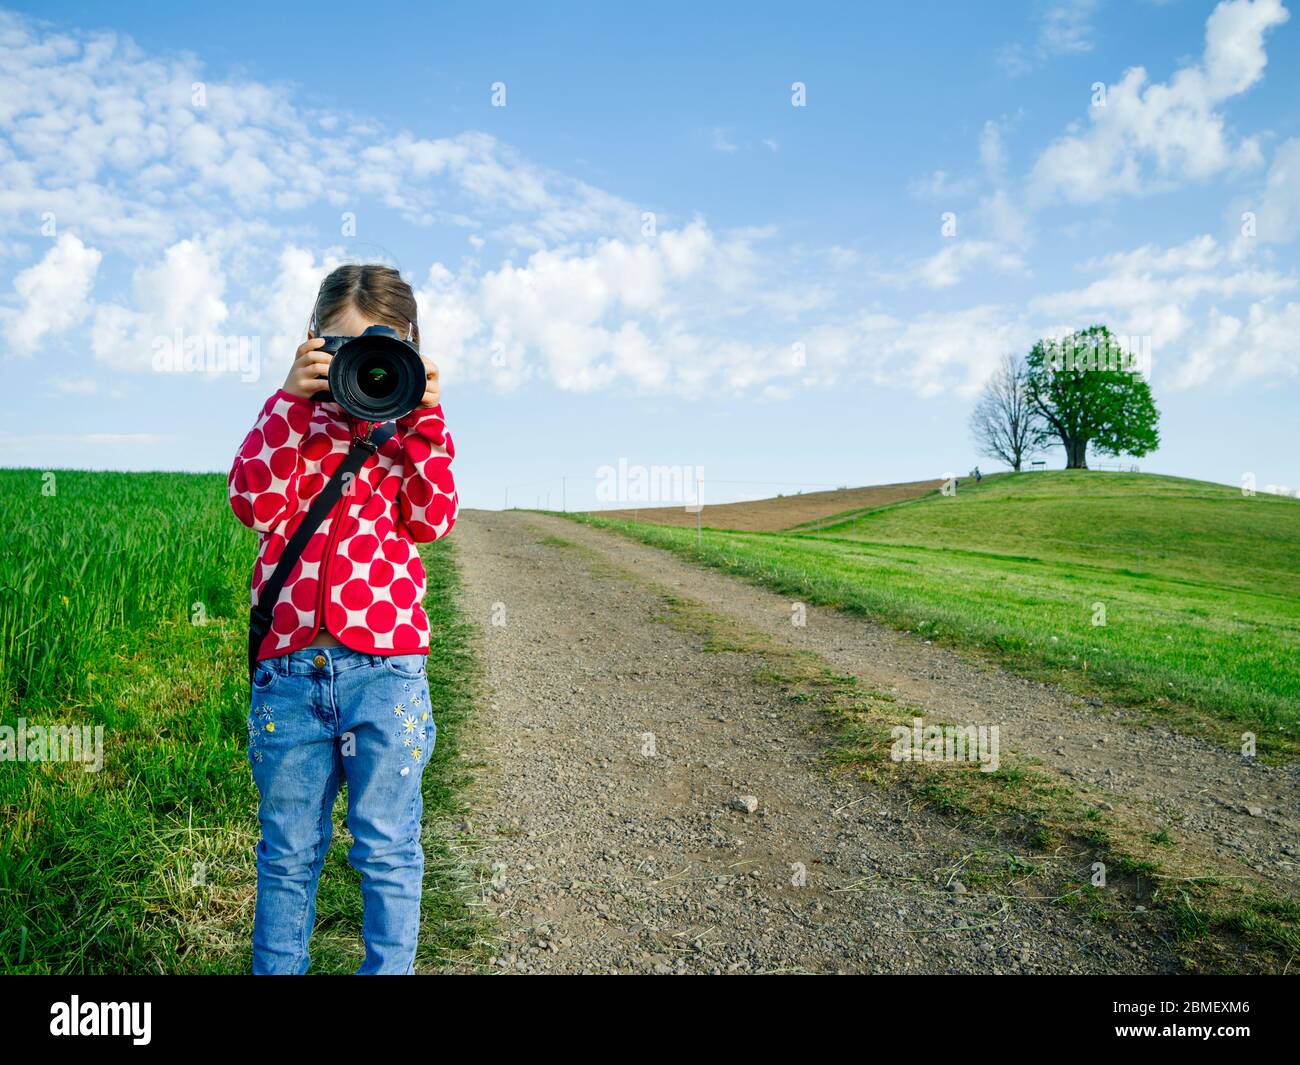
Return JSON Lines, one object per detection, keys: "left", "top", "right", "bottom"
{"left": 326, "top": 329, "right": 426, "bottom": 421}
{"left": 358, "top": 356, "right": 398, "bottom": 399}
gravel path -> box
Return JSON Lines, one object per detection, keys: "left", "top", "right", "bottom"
{"left": 531, "top": 512, "right": 1300, "bottom": 893}
{"left": 451, "top": 510, "right": 1182, "bottom": 974}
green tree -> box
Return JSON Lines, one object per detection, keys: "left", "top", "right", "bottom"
{"left": 1025, "top": 325, "right": 1159, "bottom": 469}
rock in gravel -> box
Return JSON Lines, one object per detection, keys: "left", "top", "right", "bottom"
{"left": 730, "top": 795, "right": 760, "bottom": 814}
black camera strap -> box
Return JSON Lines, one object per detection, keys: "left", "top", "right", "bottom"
{"left": 247, "top": 420, "right": 398, "bottom": 685}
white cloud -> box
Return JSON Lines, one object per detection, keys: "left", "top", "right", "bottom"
{"left": 979, "top": 119, "right": 1009, "bottom": 178}
{"left": 1029, "top": 231, "right": 1294, "bottom": 377}
{"left": 998, "top": 0, "right": 1099, "bottom": 76}
{"left": 853, "top": 229, "right": 1300, "bottom": 398}
{"left": 0, "top": 232, "right": 102, "bottom": 354}
{"left": 1038, "top": 2, "right": 1098, "bottom": 55}
{"left": 1249, "top": 137, "right": 1300, "bottom": 243}
{"left": 91, "top": 238, "right": 229, "bottom": 371}
{"left": 1029, "top": 0, "right": 1289, "bottom": 204}
{"left": 1032, "top": 234, "right": 1294, "bottom": 320}
{"left": 0, "top": 14, "right": 638, "bottom": 254}
{"left": 908, "top": 169, "right": 976, "bottom": 201}
{"left": 236, "top": 244, "right": 348, "bottom": 368}
{"left": 907, "top": 117, "right": 1026, "bottom": 245}
{"left": 711, "top": 127, "right": 738, "bottom": 153}
{"left": 1083, "top": 234, "right": 1225, "bottom": 275}
{"left": 1174, "top": 300, "right": 1300, "bottom": 388}
{"left": 1030, "top": 232, "right": 1297, "bottom": 388}
{"left": 878, "top": 240, "right": 1026, "bottom": 290}
{"left": 48, "top": 377, "right": 98, "bottom": 395}
{"left": 403, "top": 220, "right": 799, "bottom": 396}
{"left": 857, "top": 306, "right": 1035, "bottom": 398}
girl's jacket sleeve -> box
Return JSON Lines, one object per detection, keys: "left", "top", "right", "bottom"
{"left": 394, "top": 403, "right": 458, "bottom": 542}
{"left": 227, "top": 388, "right": 312, "bottom": 534}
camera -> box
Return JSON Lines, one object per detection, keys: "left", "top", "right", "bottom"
{"left": 316, "top": 325, "right": 426, "bottom": 422}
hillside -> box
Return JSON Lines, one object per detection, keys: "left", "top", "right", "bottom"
{"left": 591, "top": 477, "right": 942, "bottom": 532}
{"left": 808, "top": 471, "right": 1299, "bottom": 599}
{"left": 574, "top": 470, "right": 1300, "bottom": 747}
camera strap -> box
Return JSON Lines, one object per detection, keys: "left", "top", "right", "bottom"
{"left": 247, "top": 420, "right": 398, "bottom": 685}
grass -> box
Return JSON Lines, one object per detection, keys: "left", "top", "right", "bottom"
{"left": 569, "top": 471, "right": 1300, "bottom": 760}
{"left": 0, "top": 468, "right": 486, "bottom": 973}
{"left": 809, "top": 470, "right": 1298, "bottom": 597}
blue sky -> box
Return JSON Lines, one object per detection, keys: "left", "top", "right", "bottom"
{"left": 1, "top": 0, "right": 1297, "bottom": 509}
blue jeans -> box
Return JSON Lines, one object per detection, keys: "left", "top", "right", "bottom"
{"left": 245, "top": 644, "right": 436, "bottom": 975}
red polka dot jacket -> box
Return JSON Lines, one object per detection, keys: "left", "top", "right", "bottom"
{"left": 228, "top": 388, "right": 458, "bottom": 660}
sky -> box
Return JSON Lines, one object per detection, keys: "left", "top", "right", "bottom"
{"left": 1, "top": 0, "right": 1297, "bottom": 510}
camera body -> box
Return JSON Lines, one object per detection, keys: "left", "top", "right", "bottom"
{"left": 316, "top": 325, "right": 426, "bottom": 422}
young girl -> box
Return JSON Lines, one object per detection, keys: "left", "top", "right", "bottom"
{"left": 228, "top": 263, "right": 458, "bottom": 975}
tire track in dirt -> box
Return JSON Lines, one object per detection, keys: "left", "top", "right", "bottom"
{"left": 451, "top": 510, "right": 1177, "bottom": 974}
{"left": 528, "top": 513, "right": 1300, "bottom": 895}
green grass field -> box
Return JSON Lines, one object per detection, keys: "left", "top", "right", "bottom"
{"left": 0, "top": 468, "right": 483, "bottom": 973}
{"left": 575, "top": 471, "right": 1300, "bottom": 758}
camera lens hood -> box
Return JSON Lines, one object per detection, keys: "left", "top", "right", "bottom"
{"left": 325, "top": 327, "right": 425, "bottom": 422}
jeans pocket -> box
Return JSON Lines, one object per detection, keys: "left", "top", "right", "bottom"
{"left": 384, "top": 653, "right": 427, "bottom": 679}
{"left": 248, "top": 670, "right": 282, "bottom": 767}
{"left": 251, "top": 661, "right": 279, "bottom": 693}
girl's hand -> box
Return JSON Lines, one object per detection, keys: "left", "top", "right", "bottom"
{"left": 282, "top": 337, "right": 332, "bottom": 399}
{"left": 418, "top": 355, "right": 441, "bottom": 408}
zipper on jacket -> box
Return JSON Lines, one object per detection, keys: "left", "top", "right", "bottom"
{"left": 306, "top": 424, "right": 375, "bottom": 645}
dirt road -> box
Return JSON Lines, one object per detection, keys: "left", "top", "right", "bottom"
{"left": 530, "top": 515, "right": 1300, "bottom": 893}
{"left": 448, "top": 509, "right": 1201, "bottom": 974}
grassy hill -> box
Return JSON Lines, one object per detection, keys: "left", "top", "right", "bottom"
{"left": 812, "top": 471, "right": 1298, "bottom": 598}
{"left": 574, "top": 471, "right": 1300, "bottom": 757}
{"left": 591, "top": 477, "right": 941, "bottom": 531}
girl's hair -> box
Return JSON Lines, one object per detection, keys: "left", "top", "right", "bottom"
{"left": 311, "top": 264, "right": 420, "bottom": 349}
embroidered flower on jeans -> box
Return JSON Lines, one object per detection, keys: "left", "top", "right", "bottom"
{"left": 246, "top": 716, "right": 264, "bottom": 764}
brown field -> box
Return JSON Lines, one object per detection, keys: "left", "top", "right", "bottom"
{"left": 587, "top": 479, "right": 943, "bottom": 532}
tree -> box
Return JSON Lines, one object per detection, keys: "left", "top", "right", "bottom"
{"left": 1025, "top": 324, "right": 1159, "bottom": 470}
{"left": 969, "top": 353, "right": 1042, "bottom": 471}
